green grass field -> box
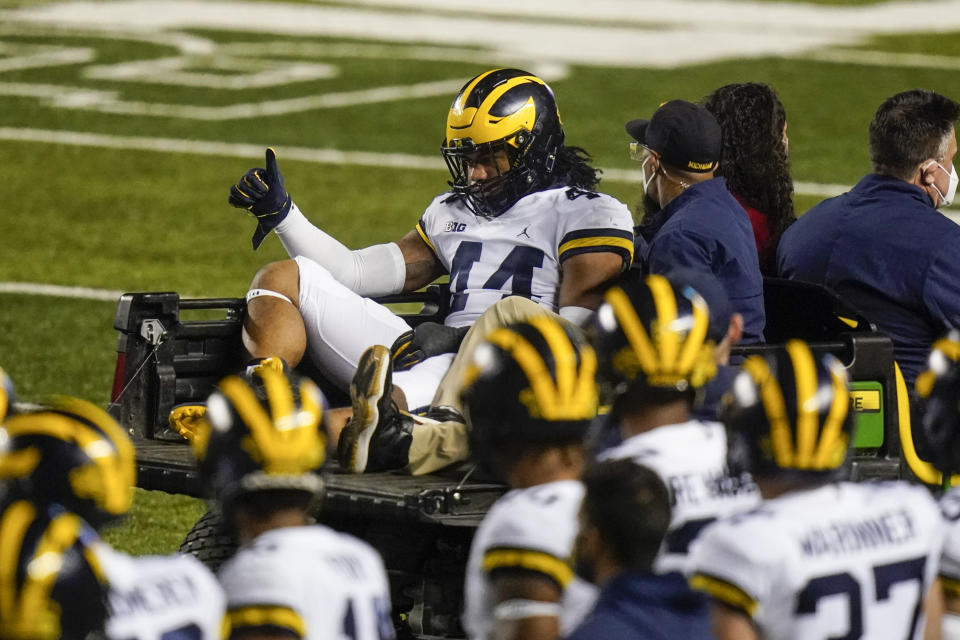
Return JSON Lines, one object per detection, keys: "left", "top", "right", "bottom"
{"left": 2, "top": 0, "right": 959, "bottom": 554}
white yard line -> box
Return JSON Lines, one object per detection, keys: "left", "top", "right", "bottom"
{"left": 0, "top": 282, "right": 124, "bottom": 302}
{"left": 0, "top": 127, "right": 445, "bottom": 169}
{"left": 3, "top": 126, "right": 957, "bottom": 219}
{"left": 1, "top": 126, "right": 942, "bottom": 207}
{"left": 0, "top": 127, "right": 856, "bottom": 198}
{"left": 0, "top": 77, "right": 466, "bottom": 120}
{"left": 804, "top": 49, "right": 960, "bottom": 71}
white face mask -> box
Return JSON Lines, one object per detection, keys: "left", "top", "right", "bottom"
{"left": 929, "top": 161, "right": 959, "bottom": 208}
{"left": 641, "top": 155, "right": 656, "bottom": 193}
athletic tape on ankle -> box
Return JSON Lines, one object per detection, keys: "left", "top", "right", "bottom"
{"left": 246, "top": 288, "right": 293, "bottom": 306}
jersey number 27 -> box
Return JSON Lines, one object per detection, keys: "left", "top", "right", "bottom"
{"left": 795, "top": 556, "right": 927, "bottom": 639}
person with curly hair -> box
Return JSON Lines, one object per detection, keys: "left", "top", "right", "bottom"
{"left": 703, "top": 82, "right": 794, "bottom": 275}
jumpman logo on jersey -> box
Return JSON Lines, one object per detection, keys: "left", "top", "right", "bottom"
{"left": 517, "top": 225, "right": 531, "bottom": 239}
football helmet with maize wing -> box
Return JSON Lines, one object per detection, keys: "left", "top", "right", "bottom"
{"left": 460, "top": 316, "right": 597, "bottom": 475}
{"left": 442, "top": 68, "right": 564, "bottom": 217}
{"left": 589, "top": 274, "right": 718, "bottom": 403}
{"left": 193, "top": 367, "right": 327, "bottom": 511}
{"left": 0, "top": 397, "right": 135, "bottom": 528}
{"left": 914, "top": 330, "right": 960, "bottom": 474}
{"left": 723, "top": 340, "right": 853, "bottom": 478}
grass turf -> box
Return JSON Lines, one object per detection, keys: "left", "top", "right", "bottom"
{"left": 2, "top": 5, "right": 959, "bottom": 555}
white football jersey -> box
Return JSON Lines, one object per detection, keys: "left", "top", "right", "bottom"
{"left": 417, "top": 187, "right": 634, "bottom": 327}
{"left": 688, "top": 481, "right": 945, "bottom": 640}
{"left": 599, "top": 420, "right": 760, "bottom": 573}
{"left": 462, "top": 479, "right": 597, "bottom": 640}
{"left": 95, "top": 545, "right": 226, "bottom": 640}
{"left": 939, "top": 487, "right": 960, "bottom": 592}
{"left": 218, "top": 525, "right": 394, "bottom": 640}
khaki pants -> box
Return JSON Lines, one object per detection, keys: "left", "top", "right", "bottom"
{"left": 407, "top": 297, "right": 560, "bottom": 475}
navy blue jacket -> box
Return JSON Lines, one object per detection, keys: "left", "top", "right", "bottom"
{"left": 564, "top": 571, "right": 713, "bottom": 640}
{"left": 639, "top": 178, "right": 765, "bottom": 344}
{"left": 777, "top": 173, "right": 960, "bottom": 386}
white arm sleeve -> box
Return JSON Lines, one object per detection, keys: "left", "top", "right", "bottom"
{"left": 274, "top": 202, "right": 406, "bottom": 297}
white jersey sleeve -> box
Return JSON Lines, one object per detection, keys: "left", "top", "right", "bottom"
{"left": 688, "top": 481, "right": 945, "bottom": 640}
{"left": 218, "top": 525, "right": 394, "bottom": 640}
{"left": 416, "top": 188, "right": 633, "bottom": 328}
{"left": 939, "top": 487, "right": 960, "bottom": 595}
{"left": 686, "top": 508, "right": 779, "bottom": 619}
{"left": 599, "top": 420, "right": 760, "bottom": 573}
{"left": 552, "top": 188, "right": 634, "bottom": 269}
{"left": 462, "top": 479, "right": 597, "bottom": 639}
{"left": 96, "top": 545, "right": 226, "bottom": 640}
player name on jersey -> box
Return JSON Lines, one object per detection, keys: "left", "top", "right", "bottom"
{"left": 797, "top": 507, "right": 916, "bottom": 557}
{"left": 108, "top": 573, "right": 202, "bottom": 617}
{"left": 668, "top": 469, "right": 756, "bottom": 507}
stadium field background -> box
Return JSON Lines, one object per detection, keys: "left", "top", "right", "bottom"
{"left": 1, "top": 0, "right": 959, "bottom": 554}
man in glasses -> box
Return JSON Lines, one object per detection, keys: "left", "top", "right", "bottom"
{"left": 626, "top": 99, "right": 765, "bottom": 345}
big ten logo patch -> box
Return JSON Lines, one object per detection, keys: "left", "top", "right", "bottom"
{"left": 444, "top": 222, "right": 467, "bottom": 232}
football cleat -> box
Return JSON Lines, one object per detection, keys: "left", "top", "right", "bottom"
{"left": 338, "top": 345, "right": 412, "bottom": 473}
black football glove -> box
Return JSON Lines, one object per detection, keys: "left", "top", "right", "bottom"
{"left": 228, "top": 147, "right": 292, "bottom": 250}
{"left": 391, "top": 322, "right": 470, "bottom": 372}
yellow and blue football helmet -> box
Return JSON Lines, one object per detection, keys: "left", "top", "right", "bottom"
{"left": 723, "top": 340, "right": 853, "bottom": 477}
{"left": 460, "top": 316, "right": 597, "bottom": 475}
{"left": 914, "top": 330, "right": 960, "bottom": 475}
{"left": 0, "top": 497, "right": 108, "bottom": 640}
{"left": 193, "top": 367, "right": 327, "bottom": 511}
{"left": 589, "top": 274, "right": 718, "bottom": 403}
{"left": 442, "top": 68, "right": 565, "bottom": 217}
{"left": 0, "top": 397, "right": 135, "bottom": 528}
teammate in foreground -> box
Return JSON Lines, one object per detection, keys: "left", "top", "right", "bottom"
{"left": 0, "top": 397, "right": 126, "bottom": 639}
{"left": 193, "top": 366, "right": 394, "bottom": 640}
{"left": 914, "top": 330, "right": 960, "bottom": 636}
{"left": 460, "top": 316, "right": 599, "bottom": 640}
{"left": 688, "top": 340, "right": 945, "bottom": 639}
{"left": 564, "top": 459, "right": 688, "bottom": 639}
{"left": 589, "top": 273, "right": 758, "bottom": 635}
{"left": 0, "top": 396, "right": 226, "bottom": 640}
{"left": 227, "top": 68, "right": 634, "bottom": 470}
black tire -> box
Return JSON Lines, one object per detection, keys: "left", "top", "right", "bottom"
{"left": 179, "top": 508, "right": 238, "bottom": 573}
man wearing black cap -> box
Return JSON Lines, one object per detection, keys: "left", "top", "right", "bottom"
{"left": 627, "top": 99, "right": 765, "bottom": 345}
